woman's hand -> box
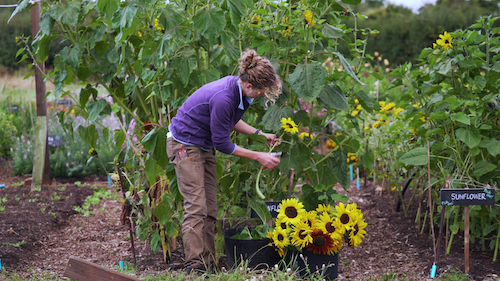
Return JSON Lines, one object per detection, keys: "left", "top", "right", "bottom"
{"left": 262, "top": 132, "right": 281, "bottom": 146}
{"left": 255, "top": 151, "right": 280, "bottom": 169}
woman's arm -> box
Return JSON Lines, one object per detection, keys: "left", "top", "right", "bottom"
{"left": 233, "top": 120, "right": 280, "bottom": 146}
{"left": 232, "top": 145, "right": 280, "bottom": 169}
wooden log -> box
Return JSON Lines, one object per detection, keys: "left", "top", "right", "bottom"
{"left": 63, "top": 257, "right": 140, "bottom": 281}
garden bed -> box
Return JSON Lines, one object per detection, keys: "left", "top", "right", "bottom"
{"left": 0, "top": 159, "right": 499, "bottom": 280}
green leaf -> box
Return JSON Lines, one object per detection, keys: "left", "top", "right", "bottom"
{"left": 355, "top": 90, "right": 374, "bottom": 113}
{"left": 149, "top": 230, "right": 161, "bottom": 252}
{"left": 40, "top": 13, "right": 55, "bottom": 36}
{"left": 451, "top": 112, "right": 471, "bottom": 125}
{"left": 114, "top": 130, "right": 126, "bottom": 150}
{"left": 170, "top": 53, "right": 197, "bottom": 86}
{"left": 227, "top": 0, "right": 246, "bottom": 27}
{"left": 399, "top": 147, "right": 428, "bottom": 166}
{"left": 319, "top": 84, "right": 348, "bottom": 111}
{"left": 32, "top": 34, "right": 54, "bottom": 62}
{"left": 160, "top": 7, "right": 183, "bottom": 32}
{"left": 322, "top": 23, "right": 344, "bottom": 39}
{"left": 456, "top": 128, "right": 481, "bottom": 148}
{"left": 145, "top": 156, "right": 159, "bottom": 187}
{"left": 87, "top": 99, "right": 109, "bottom": 122}
{"left": 487, "top": 138, "right": 500, "bottom": 157}
{"left": 341, "top": 0, "right": 361, "bottom": 4}
{"left": 79, "top": 84, "right": 97, "bottom": 108}
{"left": 193, "top": 7, "right": 226, "bottom": 41}
{"left": 112, "top": 3, "right": 139, "bottom": 29}
{"left": 331, "top": 150, "right": 349, "bottom": 189}
{"left": 474, "top": 75, "right": 487, "bottom": 90}
{"left": 262, "top": 105, "right": 293, "bottom": 131}
{"left": 247, "top": 198, "right": 271, "bottom": 225}
{"left": 473, "top": 161, "right": 496, "bottom": 177}
{"left": 8, "top": 0, "right": 30, "bottom": 23}
{"left": 330, "top": 193, "right": 349, "bottom": 202}
{"left": 97, "top": 0, "right": 120, "bottom": 22}
{"left": 77, "top": 125, "right": 98, "bottom": 148}
{"left": 289, "top": 62, "right": 326, "bottom": 103}
{"left": 142, "top": 128, "right": 168, "bottom": 168}
{"left": 153, "top": 194, "right": 172, "bottom": 225}
{"left": 49, "top": 1, "right": 81, "bottom": 26}
{"left": 332, "top": 52, "right": 364, "bottom": 85}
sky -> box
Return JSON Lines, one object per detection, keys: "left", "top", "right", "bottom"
{"left": 385, "top": 0, "right": 438, "bottom": 13}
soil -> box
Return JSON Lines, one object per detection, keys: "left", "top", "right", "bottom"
{"left": 0, "top": 160, "right": 499, "bottom": 281}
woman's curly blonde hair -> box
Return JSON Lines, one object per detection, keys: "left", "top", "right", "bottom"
{"left": 238, "top": 49, "right": 282, "bottom": 107}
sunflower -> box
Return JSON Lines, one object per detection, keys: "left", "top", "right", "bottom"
{"left": 302, "top": 210, "right": 319, "bottom": 229}
{"left": 334, "top": 202, "right": 357, "bottom": 232}
{"left": 347, "top": 218, "right": 367, "bottom": 247}
{"left": 290, "top": 221, "right": 313, "bottom": 248}
{"left": 316, "top": 204, "right": 334, "bottom": 215}
{"left": 270, "top": 228, "right": 290, "bottom": 256}
{"left": 306, "top": 229, "right": 337, "bottom": 255}
{"left": 319, "top": 212, "right": 344, "bottom": 240}
{"left": 275, "top": 216, "right": 290, "bottom": 232}
{"left": 281, "top": 117, "right": 299, "bottom": 134}
{"left": 436, "top": 31, "right": 453, "bottom": 50}
{"left": 325, "top": 139, "right": 337, "bottom": 150}
{"left": 303, "top": 10, "right": 315, "bottom": 26}
{"left": 299, "top": 132, "right": 313, "bottom": 140}
{"left": 346, "top": 203, "right": 363, "bottom": 219}
{"left": 277, "top": 198, "right": 306, "bottom": 225}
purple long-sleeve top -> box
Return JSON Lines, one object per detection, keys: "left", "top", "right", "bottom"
{"left": 168, "top": 76, "right": 253, "bottom": 155}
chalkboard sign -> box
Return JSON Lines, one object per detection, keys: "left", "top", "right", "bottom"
{"left": 250, "top": 201, "right": 281, "bottom": 218}
{"left": 441, "top": 188, "right": 495, "bottom": 206}
{"left": 57, "top": 100, "right": 72, "bottom": 106}
{"left": 11, "top": 105, "right": 18, "bottom": 112}
{"left": 48, "top": 135, "right": 63, "bottom": 147}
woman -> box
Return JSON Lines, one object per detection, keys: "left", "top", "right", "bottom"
{"left": 167, "top": 49, "right": 282, "bottom": 273}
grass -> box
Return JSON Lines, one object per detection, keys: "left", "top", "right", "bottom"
{"left": 0, "top": 264, "right": 473, "bottom": 281}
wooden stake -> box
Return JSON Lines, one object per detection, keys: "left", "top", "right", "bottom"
{"left": 30, "top": 1, "right": 51, "bottom": 191}
{"left": 464, "top": 205, "right": 470, "bottom": 273}
{"left": 436, "top": 174, "right": 451, "bottom": 263}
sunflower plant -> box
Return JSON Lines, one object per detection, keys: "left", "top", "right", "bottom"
{"left": 267, "top": 198, "right": 366, "bottom": 257}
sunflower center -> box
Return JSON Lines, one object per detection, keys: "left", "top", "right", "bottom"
{"left": 325, "top": 222, "right": 335, "bottom": 233}
{"left": 353, "top": 224, "right": 359, "bottom": 236}
{"left": 299, "top": 230, "right": 307, "bottom": 239}
{"left": 307, "top": 219, "right": 312, "bottom": 227}
{"left": 313, "top": 235, "right": 326, "bottom": 247}
{"left": 286, "top": 123, "right": 294, "bottom": 129}
{"left": 285, "top": 206, "right": 298, "bottom": 218}
{"left": 281, "top": 222, "right": 287, "bottom": 229}
{"left": 340, "top": 213, "right": 350, "bottom": 224}
{"left": 278, "top": 234, "right": 284, "bottom": 242}
{"left": 445, "top": 39, "right": 450, "bottom": 44}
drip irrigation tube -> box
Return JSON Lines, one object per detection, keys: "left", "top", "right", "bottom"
{"left": 396, "top": 171, "right": 417, "bottom": 212}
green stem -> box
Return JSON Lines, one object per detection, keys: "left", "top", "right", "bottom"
{"left": 494, "top": 216, "right": 500, "bottom": 261}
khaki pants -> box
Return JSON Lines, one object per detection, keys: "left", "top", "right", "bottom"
{"left": 167, "top": 137, "right": 217, "bottom": 267}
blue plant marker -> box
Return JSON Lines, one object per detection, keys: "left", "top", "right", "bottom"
{"left": 356, "top": 167, "right": 360, "bottom": 189}
{"left": 108, "top": 175, "right": 112, "bottom": 187}
{"left": 430, "top": 263, "right": 436, "bottom": 278}
{"left": 350, "top": 165, "right": 353, "bottom": 181}
{"left": 0, "top": 258, "right": 2, "bottom": 271}
{"left": 119, "top": 260, "right": 124, "bottom": 272}
{"left": 0, "top": 184, "right": 5, "bottom": 188}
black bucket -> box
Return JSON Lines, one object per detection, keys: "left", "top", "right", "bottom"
{"left": 224, "top": 228, "right": 281, "bottom": 270}
{"left": 288, "top": 250, "right": 338, "bottom": 280}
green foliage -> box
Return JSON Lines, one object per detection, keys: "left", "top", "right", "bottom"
{"left": 12, "top": 0, "right": 375, "bottom": 260}
{"left": 351, "top": 0, "right": 500, "bottom": 66}
{"left": 74, "top": 185, "right": 117, "bottom": 217}
{"left": 11, "top": 108, "right": 118, "bottom": 177}
{"left": 393, "top": 16, "right": 500, "bottom": 256}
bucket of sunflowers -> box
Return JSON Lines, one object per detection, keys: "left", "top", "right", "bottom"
{"left": 267, "top": 198, "right": 367, "bottom": 280}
